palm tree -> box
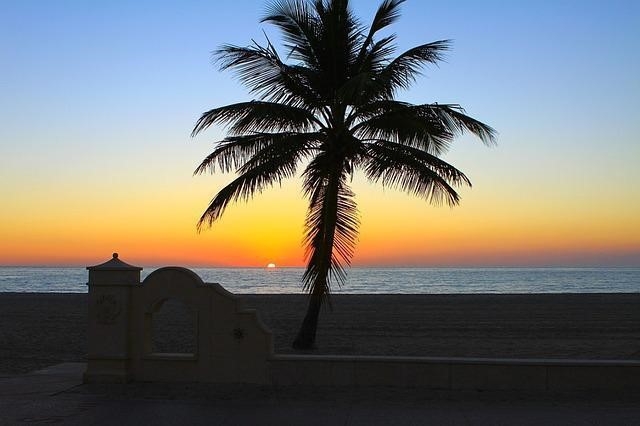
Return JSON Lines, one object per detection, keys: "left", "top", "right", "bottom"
{"left": 192, "top": 0, "right": 496, "bottom": 349}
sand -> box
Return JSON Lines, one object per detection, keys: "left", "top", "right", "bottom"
{"left": 1, "top": 293, "right": 638, "bottom": 375}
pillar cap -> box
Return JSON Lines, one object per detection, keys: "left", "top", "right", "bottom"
{"left": 87, "top": 253, "right": 143, "bottom": 271}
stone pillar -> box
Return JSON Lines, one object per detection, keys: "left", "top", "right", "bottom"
{"left": 83, "top": 253, "right": 142, "bottom": 383}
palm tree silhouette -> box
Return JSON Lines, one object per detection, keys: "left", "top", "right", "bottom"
{"left": 192, "top": 0, "right": 496, "bottom": 349}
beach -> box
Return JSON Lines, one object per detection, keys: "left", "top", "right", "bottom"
{"left": 1, "top": 293, "right": 638, "bottom": 375}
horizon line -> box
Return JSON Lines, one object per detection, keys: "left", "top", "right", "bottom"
{"left": 1, "top": 263, "right": 638, "bottom": 269}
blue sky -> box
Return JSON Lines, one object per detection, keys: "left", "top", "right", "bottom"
{"left": 1, "top": 0, "right": 639, "bottom": 266}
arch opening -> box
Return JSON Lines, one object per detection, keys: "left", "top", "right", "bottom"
{"left": 148, "top": 298, "right": 197, "bottom": 355}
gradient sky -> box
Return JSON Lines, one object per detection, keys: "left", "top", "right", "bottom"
{"left": 1, "top": 0, "right": 639, "bottom": 267}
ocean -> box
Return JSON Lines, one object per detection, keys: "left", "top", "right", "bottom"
{"left": 0, "top": 266, "right": 638, "bottom": 294}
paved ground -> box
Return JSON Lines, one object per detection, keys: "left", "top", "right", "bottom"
{"left": 1, "top": 363, "right": 640, "bottom": 425}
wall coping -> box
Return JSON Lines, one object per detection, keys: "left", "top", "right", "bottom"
{"left": 270, "top": 354, "right": 640, "bottom": 367}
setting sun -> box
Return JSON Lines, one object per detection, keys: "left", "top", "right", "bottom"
{"left": 267, "top": 263, "right": 276, "bottom": 269}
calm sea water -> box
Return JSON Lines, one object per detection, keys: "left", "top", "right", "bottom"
{"left": 0, "top": 267, "right": 638, "bottom": 294}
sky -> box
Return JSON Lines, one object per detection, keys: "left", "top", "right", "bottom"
{"left": 1, "top": 0, "right": 639, "bottom": 268}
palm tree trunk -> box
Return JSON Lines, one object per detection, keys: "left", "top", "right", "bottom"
{"left": 293, "top": 165, "right": 342, "bottom": 350}
{"left": 292, "top": 291, "right": 323, "bottom": 349}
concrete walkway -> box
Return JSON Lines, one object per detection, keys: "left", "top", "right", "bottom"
{"left": 1, "top": 363, "right": 639, "bottom": 425}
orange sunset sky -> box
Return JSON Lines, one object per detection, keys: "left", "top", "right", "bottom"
{"left": 1, "top": 1, "right": 639, "bottom": 267}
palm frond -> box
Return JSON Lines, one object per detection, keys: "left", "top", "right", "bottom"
{"left": 197, "top": 141, "right": 306, "bottom": 230}
{"left": 425, "top": 104, "right": 497, "bottom": 145}
{"left": 191, "top": 101, "right": 321, "bottom": 136}
{"left": 194, "top": 132, "right": 321, "bottom": 175}
{"left": 353, "top": 100, "right": 497, "bottom": 153}
{"left": 214, "top": 43, "right": 320, "bottom": 107}
{"left": 334, "top": 71, "right": 374, "bottom": 105}
{"left": 359, "top": 34, "right": 397, "bottom": 73}
{"left": 300, "top": 154, "right": 359, "bottom": 300}
{"left": 377, "top": 40, "right": 451, "bottom": 97}
{"left": 337, "top": 35, "right": 397, "bottom": 106}
{"left": 370, "top": 0, "right": 404, "bottom": 33}
{"left": 356, "top": 0, "right": 404, "bottom": 66}
{"left": 262, "top": 0, "right": 320, "bottom": 66}
{"left": 363, "top": 140, "right": 470, "bottom": 206}
{"left": 353, "top": 100, "right": 454, "bottom": 155}
{"left": 237, "top": 133, "right": 318, "bottom": 173}
{"left": 315, "top": 0, "right": 361, "bottom": 75}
